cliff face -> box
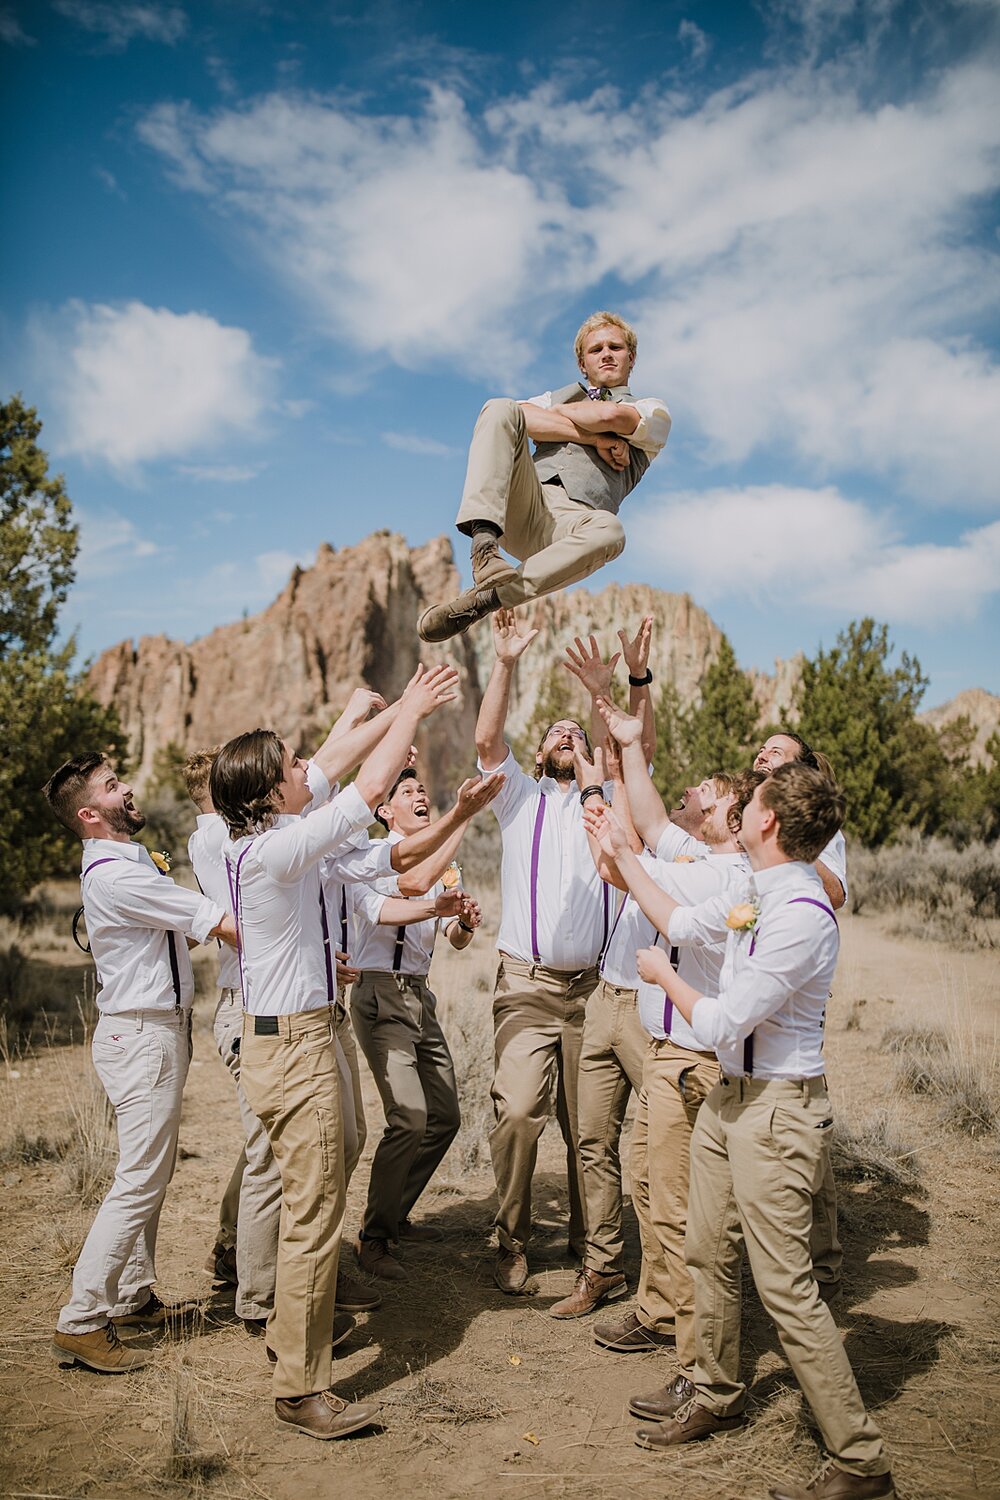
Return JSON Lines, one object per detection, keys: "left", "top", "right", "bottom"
{"left": 921, "top": 688, "right": 1000, "bottom": 767}
{"left": 85, "top": 531, "right": 779, "bottom": 799}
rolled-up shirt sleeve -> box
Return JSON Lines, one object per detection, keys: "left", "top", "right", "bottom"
{"left": 258, "top": 783, "right": 374, "bottom": 882}
{"left": 627, "top": 398, "right": 671, "bottom": 458}
{"left": 688, "top": 918, "right": 823, "bottom": 1053}
{"left": 111, "top": 872, "right": 224, "bottom": 945}
{"left": 668, "top": 892, "right": 731, "bottom": 950}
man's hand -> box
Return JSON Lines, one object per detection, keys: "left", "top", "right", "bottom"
{"left": 563, "top": 634, "right": 620, "bottom": 699}
{"left": 493, "top": 608, "right": 538, "bottom": 665}
{"left": 433, "top": 890, "right": 464, "bottom": 918}
{"left": 595, "top": 436, "right": 630, "bottom": 471}
{"left": 339, "top": 687, "right": 387, "bottom": 730}
{"left": 636, "top": 946, "right": 674, "bottom": 989}
{"left": 459, "top": 895, "right": 482, "bottom": 929}
{"left": 335, "top": 950, "right": 360, "bottom": 986}
{"left": 454, "top": 771, "right": 505, "bottom": 819}
{"left": 596, "top": 695, "right": 645, "bottom": 748}
{"left": 401, "top": 663, "right": 460, "bottom": 718}
{"left": 582, "top": 800, "right": 628, "bottom": 856}
{"left": 619, "top": 617, "right": 653, "bottom": 679}
{"left": 213, "top": 914, "right": 238, "bottom": 948}
{"left": 603, "top": 733, "right": 625, "bottom": 784}
{"left": 573, "top": 740, "right": 606, "bottom": 797}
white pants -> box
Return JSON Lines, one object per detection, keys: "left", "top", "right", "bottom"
{"left": 57, "top": 1008, "right": 190, "bottom": 1335}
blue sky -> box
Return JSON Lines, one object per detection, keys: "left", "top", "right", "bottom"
{"left": 2, "top": 0, "right": 999, "bottom": 708}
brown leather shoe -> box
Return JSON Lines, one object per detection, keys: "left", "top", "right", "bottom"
{"left": 204, "top": 1243, "right": 238, "bottom": 1284}
{"left": 471, "top": 538, "right": 517, "bottom": 589}
{"left": 816, "top": 1278, "right": 843, "bottom": 1305}
{"left": 635, "top": 1400, "right": 745, "bottom": 1449}
{"left": 356, "top": 1236, "right": 407, "bottom": 1282}
{"left": 336, "top": 1270, "right": 383, "bottom": 1312}
{"left": 266, "top": 1312, "right": 356, "bottom": 1364}
{"left": 593, "top": 1310, "right": 674, "bottom": 1351}
{"left": 494, "top": 1249, "right": 529, "bottom": 1294}
{"left": 112, "top": 1290, "right": 199, "bottom": 1329}
{"left": 629, "top": 1372, "right": 695, "bottom": 1419}
{"left": 549, "top": 1267, "right": 628, "bottom": 1319}
{"left": 52, "top": 1322, "right": 151, "bottom": 1373}
{"left": 274, "top": 1388, "right": 379, "bottom": 1440}
{"left": 769, "top": 1463, "right": 895, "bottom": 1499}
{"left": 396, "top": 1218, "right": 444, "bottom": 1243}
{"left": 417, "top": 585, "right": 500, "bottom": 643}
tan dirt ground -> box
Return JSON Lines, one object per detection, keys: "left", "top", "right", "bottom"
{"left": 1, "top": 911, "right": 998, "bottom": 1500}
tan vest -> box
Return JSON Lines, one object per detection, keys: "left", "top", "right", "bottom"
{"left": 532, "top": 382, "right": 650, "bottom": 515}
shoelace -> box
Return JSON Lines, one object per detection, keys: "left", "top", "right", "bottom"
{"left": 320, "top": 1390, "right": 348, "bottom": 1414}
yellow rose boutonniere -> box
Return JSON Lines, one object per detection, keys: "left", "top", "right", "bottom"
{"left": 149, "top": 850, "right": 172, "bottom": 874}
{"left": 725, "top": 901, "right": 759, "bottom": 933}
{"left": 674, "top": 854, "right": 696, "bottom": 864}
{"left": 441, "top": 863, "right": 462, "bottom": 890}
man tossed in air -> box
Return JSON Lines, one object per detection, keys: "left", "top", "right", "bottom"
{"left": 417, "top": 312, "right": 671, "bottom": 643}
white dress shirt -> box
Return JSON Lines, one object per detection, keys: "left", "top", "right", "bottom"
{"left": 188, "top": 813, "right": 242, "bottom": 991}
{"left": 637, "top": 852, "right": 747, "bottom": 1050}
{"left": 481, "top": 747, "right": 611, "bottom": 971}
{"left": 226, "top": 783, "right": 373, "bottom": 1015}
{"left": 80, "top": 839, "right": 225, "bottom": 1015}
{"left": 668, "top": 862, "right": 840, "bottom": 1079}
{"left": 818, "top": 829, "right": 848, "bottom": 901}
{"left": 348, "top": 833, "right": 447, "bottom": 974}
{"left": 526, "top": 390, "right": 672, "bottom": 459}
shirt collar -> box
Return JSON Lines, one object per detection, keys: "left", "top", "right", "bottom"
{"left": 81, "top": 838, "right": 145, "bottom": 865}
{"left": 753, "top": 861, "right": 820, "bottom": 897}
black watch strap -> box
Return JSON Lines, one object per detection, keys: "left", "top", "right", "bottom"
{"left": 628, "top": 669, "right": 653, "bottom": 686}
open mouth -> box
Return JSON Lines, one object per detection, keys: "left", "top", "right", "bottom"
{"left": 412, "top": 803, "right": 430, "bottom": 819}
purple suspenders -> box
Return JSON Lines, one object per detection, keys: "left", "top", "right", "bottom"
{"left": 529, "top": 792, "right": 609, "bottom": 969}
{"left": 742, "top": 896, "right": 838, "bottom": 1075}
{"left": 81, "top": 855, "right": 182, "bottom": 1004}
{"left": 225, "top": 844, "right": 254, "bottom": 1005}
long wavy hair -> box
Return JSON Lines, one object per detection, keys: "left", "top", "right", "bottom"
{"left": 210, "top": 730, "right": 285, "bottom": 838}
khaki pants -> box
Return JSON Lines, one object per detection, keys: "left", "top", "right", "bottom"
{"left": 490, "top": 956, "right": 597, "bottom": 1255}
{"left": 577, "top": 979, "right": 648, "bottom": 1274}
{"left": 455, "top": 399, "right": 626, "bottom": 607}
{"left": 630, "top": 1038, "right": 719, "bottom": 1361}
{"left": 687, "top": 1077, "right": 889, "bottom": 1477}
{"left": 58, "top": 1008, "right": 189, "bottom": 1335}
{"left": 240, "top": 1008, "right": 344, "bottom": 1401}
{"left": 351, "top": 972, "right": 460, "bottom": 1243}
{"left": 335, "top": 999, "right": 367, "bottom": 1185}
{"left": 811, "top": 1150, "right": 843, "bottom": 1289}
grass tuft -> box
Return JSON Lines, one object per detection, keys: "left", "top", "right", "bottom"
{"left": 830, "top": 1110, "right": 922, "bottom": 1189}
{"left": 883, "top": 1025, "right": 998, "bottom": 1138}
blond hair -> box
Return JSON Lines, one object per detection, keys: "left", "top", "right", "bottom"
{"left": 574, "top": 311, "right": 637, "bottom": 370}
{"left": 182, "top": 747, "right": 220, "bottom": 806}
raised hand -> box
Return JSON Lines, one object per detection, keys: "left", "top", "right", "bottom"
{"left": 582, "top": 799, "right": 628, "bottom": 855}
{"left": 340, "top": 687, "right": 388, "bottom": 729}
{"left": 603, "top": 733, "right": 625, "bottom": 784}
{"left": 459, "top": 895, "right": 483, "bottom": 929}
{"left": 493, "top": 608, "right": 538, "bottom": 665}
{"left": 573, "top": 740, "right": 605, "bottom": 795}
{"left": 403, "top": 662, "right": 460, "bottom": 717}
{"left": 595, "top": 694, "right": 645, "bottom": 747}
{"left": 563, "top": 634, "right": 620, "bottom": 699}
{"left": 454, "top": 771, "right": 505, "bottom": 818}
{"left": 636, "top": 946, "right": 673, "bottom": 989}
{"left": 618, "top": 617, "right": 653, "bottom": 679}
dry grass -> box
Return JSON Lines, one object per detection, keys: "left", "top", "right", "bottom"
{"left": 830, "top": 1107, "right": 923, "bottom": 1190}
{"left": 380, "top": 1366, "right": 505, "bottom": 1425}
{"left": 883, "top": 1024, "right": 998, "bottom": 1139}
{"left": 850, "top": 834, "right": 1000, "bottom": 949}
{"left": 164, "top": 1351, "right": 230, "bottom": 1483}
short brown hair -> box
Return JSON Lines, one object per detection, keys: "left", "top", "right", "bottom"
{"left": 574, "top": 311, "right": 637, "bottom": 370}
{"left": 727, "top": 768, "right": 767, "bottom": 837}
{"left": 760, "top": 763, "right": 845, "bottom": 862}
{"left": 182, "top": 747, "right": 219, "bottom": 805}
{"left": 210, "top": 730, "right": 285, "bottom": 838}
{"left": 42, "top": 753, "right": 108, "bottom": 835}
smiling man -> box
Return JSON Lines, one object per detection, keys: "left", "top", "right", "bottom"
{"left": 417, "top": 312, "right": 671, "bottom": 642}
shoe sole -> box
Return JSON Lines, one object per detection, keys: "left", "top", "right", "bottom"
{"left": 594, "top": 1331, "right": 673, "bottom": 1352}
{"left": 634, "top": 1418, "right": 744, "bottom": 1450}
{"left": 416, "top": 610, "right": 469, "bottom": 644}
{"left": 550, "top": 1281, "right": 629, "bottom": 1319}
{"left": 336, "top": 1296, "right": 383, "bottom": 1312}
{"left": 52, "top": 1342, "right": 149, "bottom": 1374}
{"left": 274, "top": 1411, "right": 378, "bottom": 1440}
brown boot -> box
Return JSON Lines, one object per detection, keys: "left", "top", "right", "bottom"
{"left": 52, "top": 1322, "right": 151, "bottom": 1374}
{"left": 266, "top": 1311, "right": 356, "bottom": 1363}
{"left": 336, "top": 1270, "right": 383, "bottom": 1312}
{"left": 549, "top": 1267, "right": 628, "bottom": 1319}
{"left": 593, "top": 1310, "right": 674, "bottom": 1351}
{"left": 628, "top": 1372, "right": 695, "bottom": 1419}
{"left": 769, "top": 1463, "right": 895, "bottom": 1499}
{"left": 494, "top": 1249, "right": 529, "bottom": 1294}
{"left": 356, "top": 1236, "right": 407, "bottom": 1282}
{"left": 471, "top": 538, "right": 517, "bottom": 589}
{"left": 204, "top": 1243, "right": 238, "bottom": 1284}
{"left": 395, "top": 1218, "right": 444, "bottom": 1244}
{"left": 274, "top": 1389, "right": 379, "bottom": 1440}
{"left": 416, "top": 585, "right": 500, "bottom": 643}
{"left": 634, "top": 1400, "right": 745, "bottom": 1449}
{"left": 112, "top": 1290, "right": 200, "bottom": 1329}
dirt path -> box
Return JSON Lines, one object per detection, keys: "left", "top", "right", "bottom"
{"left": 1, "top": 914, "right": 998, "bottom": 1500}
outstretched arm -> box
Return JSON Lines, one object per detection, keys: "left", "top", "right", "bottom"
{"left": 584, "top": 801, "right": 681, "bottom": 938}
{"left": 619, "top": 618, "right": 656, "bottom": 765}
{"left": 476, "top": 609, "right": 538, "bottom": 770}
{"left": 391, "top": 774, "right": 505, "bottom": 892}
{"left": 596, "top": 696, "right": 669, "bottom": 849}
{"left": 353, "top": 665, "right": 458, "bottom": 810}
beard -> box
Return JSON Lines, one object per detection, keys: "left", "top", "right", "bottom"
{"left": 540, "top": 749, "right": 575, "bottom": 782}
{"left": 104, "top": 803, "right": 146, "bottom": 836}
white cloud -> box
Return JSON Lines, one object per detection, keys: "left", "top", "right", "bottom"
{"left": 635, "top": 484, "right": 1000, "bottom": 625}
{"left": 53, "top": 1, "right": 186, "bottom": 49}
{"left": 678, "top": 19, "right": 710, "bottom": 64}
{"left": 0, "top": 9, "right": 36, "bottom": 45}
{"left": 382, "top": 431, "right": 457, "bottom": 457}
{"left": 202, "top": 549, "right": 311, "bottom": 612}
{"left": 177, "top": 462, "right": 264, "bottom": 482}
{"left": 32, "top": 300, "right": 276, "bottom": 473}
{"left": 74, "top": 507, "right": 161, "bottom": 582}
